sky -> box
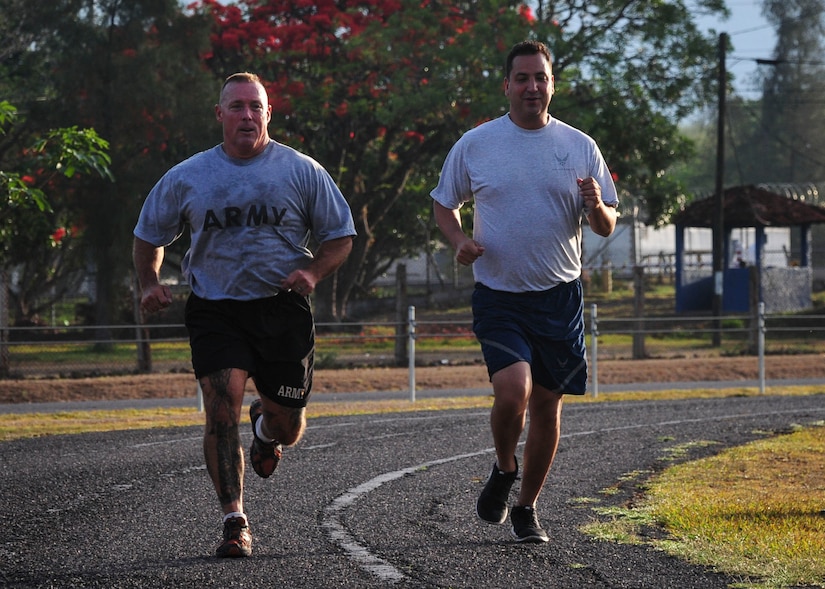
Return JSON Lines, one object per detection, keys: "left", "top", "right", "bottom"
{"left": 697, "top": 0, "right": 777, "bottom": 98}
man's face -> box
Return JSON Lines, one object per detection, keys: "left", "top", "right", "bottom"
{"left": 504, "top": 53, "right": 554, "bottom": 130}
{"left": 215, "top": 81, "right": 272, "bottom": 159}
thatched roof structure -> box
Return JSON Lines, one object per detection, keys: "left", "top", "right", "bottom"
{"left": 673, "top": 185, "right": 825, "bottom": 228}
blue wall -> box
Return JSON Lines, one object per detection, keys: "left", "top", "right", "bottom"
{"left": 675, "top": 268, "right": 750, "bottom": 313}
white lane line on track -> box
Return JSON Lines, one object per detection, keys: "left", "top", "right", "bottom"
{"left": 121, "top": 404, "right": 824, "bottom": 582}
{"left": 322, "top": 405, "right": 825, "bottom": 584}
{"left": 321, "top": 449, "right": 493, "bottom": 584}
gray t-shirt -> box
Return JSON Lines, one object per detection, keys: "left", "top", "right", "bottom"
{"left": 431, "top": 115, "right": 618, "bottom": 292}
{"left": 134, "top": 141, "right": 356, "bottom": 300}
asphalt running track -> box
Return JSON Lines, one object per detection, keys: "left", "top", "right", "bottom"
{"left": 2, "top": 392, "right": 824, "bottom": 588}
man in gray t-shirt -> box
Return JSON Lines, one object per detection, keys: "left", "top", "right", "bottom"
{"left": 431, "top": 41, "right": 618, "bottom": 544}
{"left": 133, "top": 73, "right": 355, "bottom": 558}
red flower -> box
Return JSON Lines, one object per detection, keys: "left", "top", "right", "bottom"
{"left": 52, "top": 227, "right": 67, "bottom": 244}
{"left": 518, "top": 4, "right": 536, "bottom": 22}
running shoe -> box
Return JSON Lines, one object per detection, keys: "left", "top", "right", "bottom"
{"left": 476, "top": 458, "right": 519, "bottom": 524}
{"left": 510, "top": 505, "right": 549, "bottom": 543}
{"left": 249, "top": 399, "right": 282, "bottom": 479}
{"left": 216, "top": 516, "right": 253, "bottom": 558}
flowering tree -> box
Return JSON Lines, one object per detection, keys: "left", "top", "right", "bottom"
{"left": 195, "top": 0, "right": 548, "bottom": 319}
{"left": 2, "top": 0, "right": 725, "bottom": 325}
{"left": 0, "top": 101, "right": 113, "bottom": 322}
{"left": 193, "top": 0, "right": 725, "bottom": 319}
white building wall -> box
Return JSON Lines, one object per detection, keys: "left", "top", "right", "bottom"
{"left": 582, "top": 221, "right": 790, "bottom": 276}
{"left": 382, "top": 221, "right": 793, "bottom": 286}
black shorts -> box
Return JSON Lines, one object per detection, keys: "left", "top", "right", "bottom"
{"left": 472, "top": 280, "right": 587, "bottom": 395}
{"left": 184, "top": 292, "right": 315, "bottom": 408}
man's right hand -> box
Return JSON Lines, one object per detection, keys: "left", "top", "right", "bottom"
{"left": 455, "top": 236, "right": 485, "bottom": 266}
{"left": 140, "top": 283, "right": 173, "bottom": 314}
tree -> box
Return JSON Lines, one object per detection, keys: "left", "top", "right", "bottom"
{"left": 195, "top": 0, "right": 539, "bottom": 319}
{"left": 754, "top": 0, "right": 825, "bottom": 184}
{"left": 0, "top": 100, "right": 113, "bottom": 323}
{"left": 1, "top": 0, "right": 218, "bottom": 327}
{"left": 681, "top": 1, "right": 825, "bottom": 192}
{"left": 529, "top": 0, "right": 728, "bottom": 224}
{"left": 670, "top": 95, "right": 765, "bottom": 195}
{"left": 196, "top": 0, "right": 725, "bottom": 319}
{"left": 3, "top": 0, "right": 728, "bottom": 325}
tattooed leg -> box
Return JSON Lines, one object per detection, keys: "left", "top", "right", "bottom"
{"left": 201, "top": 368, "right": 248, "bottom": 515}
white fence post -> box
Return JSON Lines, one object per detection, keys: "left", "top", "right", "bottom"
{"left": 590, "top": 304, "right": 599, "bottom": 398}
{"left": 196, "top": 382, "right": 204, "bottom": 412}
{"left": 408, "top": 305, "right": 416, "bottom": 402}
{"left": 758, "top": 302, "right": 766, "bottom": 394}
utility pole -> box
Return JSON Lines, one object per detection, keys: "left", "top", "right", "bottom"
{"left": 712, "top": 32, "right": 727, "bottom": 347}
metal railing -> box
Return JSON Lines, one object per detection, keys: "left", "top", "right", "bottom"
{"left": 586, "top": 303, "right": 774, "bottom": 397}
{"left": 1, "top": 304, "right": 823, "bottom": 401}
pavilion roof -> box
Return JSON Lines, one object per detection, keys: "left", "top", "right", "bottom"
{"left": 673, "top": 184, "right": 825, "bottom": 228}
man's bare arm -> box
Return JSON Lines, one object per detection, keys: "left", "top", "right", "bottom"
{"left": 133, "top": 237, "right": 172, "bottom": 313}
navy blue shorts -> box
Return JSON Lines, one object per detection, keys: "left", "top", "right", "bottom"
{"left": 184, "top": 292, "right": 314, "bottom": 408}
{"left": 472, "top": 280, "right": 587, "bottom": 395}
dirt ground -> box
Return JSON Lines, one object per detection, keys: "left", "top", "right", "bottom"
{"left": 1, "top": 354, "right": 823, "bottom": 404}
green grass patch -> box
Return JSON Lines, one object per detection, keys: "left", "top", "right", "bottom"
{"left": 0, "top": 396, "right": 496, "bottom": 441}
{"left": 8, "top": 341, "right": 192, "bottom": 365}
{"left": 643, "top": 424, "right": 825, "bottom": 587}
{"left": 581, "top": 420, "right": 825, "bottom": 588}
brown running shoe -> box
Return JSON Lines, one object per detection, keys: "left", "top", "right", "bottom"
{"left": 249, "top": 399, "right": 283, "bottom": 479}
{"left": 216, "top": 516, "right": 252, "bottom": 558}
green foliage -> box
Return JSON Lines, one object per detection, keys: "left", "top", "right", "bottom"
{"left": 542, "top": 0, "right": 727, "bottom": 225}
{"left": 0, "top": 101, "right": 49, "bottom": 213}
{"left": 0, "top": 100, "right": 16, "bottom": 128}
{"left": 671, "top": 0, "right": 825, "bottom": 203}
{"left": 0, "top": 98, "right": 116, "bottom": 323}
{"left": 196, "top": 0, "right": 548, "bottom": 318}
{"left": 1, "top": 0, "right": 216, "bottom": 325}
{"left": 2, "top": 0, "right": 731, "bottom": 324}
{"left": 1, "top": 101, "right": 113, "bottom": 270}
{"left": 31, "top": 127, "right": 113, "bottom": 183}
{"left": 1, "top": 171, "right": 50, "bottom": 213}
{"left": 195, "top": 0, "right": 726, "bottom": 317}
{"left": 756, "top": 0, "right": 825, "bottom": 184}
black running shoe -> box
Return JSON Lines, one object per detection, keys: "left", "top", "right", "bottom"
{"left": 216, "top": 516, "right": 253, "bottom": 558}
{"left": 476, "top": 458, "right": 519, "bottom": 524}
{"left": 510, "top": 505, "right": 549, "bottom": 543}
{"left": 249, "top": 399, "right": 282, "bottom": 479}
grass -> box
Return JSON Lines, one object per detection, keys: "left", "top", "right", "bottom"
{"left": 647, "top": 423, "right": 825, "bottom": 588}
{"left": 3, "top": 384, "right": 822, "bottom": 442}
{"left": 7, "top": 340, "right": 192, "bottom": 367}
{"left": 577, "top": 423, "right": 825, "bottom": 589}
{"left": 0, "top": 395, "right": 495, "bottom": 440}
{"left": 577, "top": 409, "right": 825, "bottom": 588}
